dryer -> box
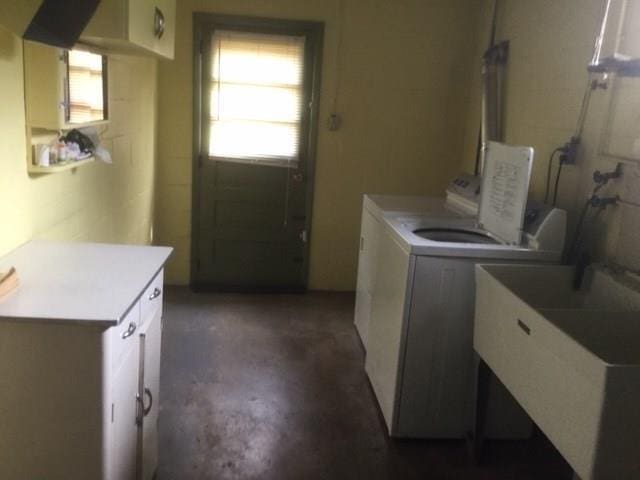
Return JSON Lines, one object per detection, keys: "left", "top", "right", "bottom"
{"left": 365, "top": 142, "right": 567, "bottom": 438}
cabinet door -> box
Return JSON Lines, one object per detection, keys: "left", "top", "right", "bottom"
{"left": 128, "top": 0, "right": 156, "bottom": 53}
{"left": 152, "top": 0, "right": 175, "bottom": 59}
{"left": 23, "top": 41, "right": 64, "bottom": 130}
{"left": 111, "top": 345, "right": 140, "bottom": 480}
{"left": 128, "top": 0, "right": 175, "bottom": 58}
{"left": 138, "top": 309, "right": 162, "bottom": 480}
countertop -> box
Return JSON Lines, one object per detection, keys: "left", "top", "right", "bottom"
{"left": 0, "top": 240, "right": 173, "bottom": 326}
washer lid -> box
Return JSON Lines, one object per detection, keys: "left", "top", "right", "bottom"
{"left": 478, "top": 142, "right": 533, "bottom": 245}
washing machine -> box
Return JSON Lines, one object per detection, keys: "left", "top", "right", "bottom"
{"left": 365, "top": 142, "right": 567, "bottom": 438}
{"left": 354, "top": 174, "right": 481, "bottom": 350}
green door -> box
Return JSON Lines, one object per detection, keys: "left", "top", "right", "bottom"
{"left": 192, "top": 15, "right": 323, "bottom": 291}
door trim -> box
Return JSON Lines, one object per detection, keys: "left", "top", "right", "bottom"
{"left": 191, "top": 12, "right": 324, "bottom": 291}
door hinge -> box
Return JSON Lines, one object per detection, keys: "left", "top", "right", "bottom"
{"left": 299, "top": 230, "right": 308, "bottom": 243}
{"left": 198, "top": 155, "right": 204, "bottom": 168}
{"left": 111, "top": 403, "right": 114, "bottom": 423}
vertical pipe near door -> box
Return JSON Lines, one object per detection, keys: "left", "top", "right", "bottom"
{"left": 479, "top": 41, "right": 508, "bottom": 176}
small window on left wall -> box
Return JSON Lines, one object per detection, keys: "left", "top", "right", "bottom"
{"left": 65, "top": 49, "right": 108, "bottom": 124}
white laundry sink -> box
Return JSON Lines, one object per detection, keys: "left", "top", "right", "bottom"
{"left": 474, "top": 263, "right": 640, "bottom": 480}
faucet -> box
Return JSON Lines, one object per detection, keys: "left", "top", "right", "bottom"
{"left": 593, "top": 164, "right": 622, "bottom": 185}
{"left": 566, "top": 166, "right": 621, "bottom": 266}
{"left": 573, "top": 252, "right": 592, "bottom": 290}
{"left": 589, "top": 194, "right": 619, "bottom": 209}
{"left": 573, "top": 193, "right": 617, "bottom": 289}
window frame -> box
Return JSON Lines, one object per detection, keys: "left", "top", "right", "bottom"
{"left": 63, "top": 48, "right": 109, "bottom": 126}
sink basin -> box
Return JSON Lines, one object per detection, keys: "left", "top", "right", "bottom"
{"left": 474, "top": 264, "right": 640, "bottom": 480}
{"left": 482, "top": 263, "right": 640, "bottom": 311}
{"left": 412, "top": 227, "right": 500, "bottom": 244}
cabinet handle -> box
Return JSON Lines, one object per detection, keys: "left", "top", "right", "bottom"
{"left": 517, "top": 319, "right": 531, "bottom": 335}
{"left": 135, "top": 389, "right": 153, "bottom": 428}
{"left": 143, "top": 387, "right": 153, "bottom": 416}
{"left": 154, "top": 7, "right": 165, "bottom": 39}
{"left": 121, "top": 321, "right": 137, "bottom": 339}
{"left": 149, "top": 287, "right": 161, "bottom": 300}
{"left": 135, "top": 393, "right": 144, "bottom": 427}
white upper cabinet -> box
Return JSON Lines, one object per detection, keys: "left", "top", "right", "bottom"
{"left": 81, "top": 0, "right": 176, "bottom": 59}
{"left": 0, "top": 1, "right": 42, "bottom": 38}
{"left": 24, "top": 41, "right": 109, "bottom": 131}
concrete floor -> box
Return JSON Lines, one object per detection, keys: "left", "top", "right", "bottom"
{"left": 157, "top": 289, "right": 573, "bottom": 480}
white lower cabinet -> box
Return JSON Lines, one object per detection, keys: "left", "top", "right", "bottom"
{"left": 0, "top": 248, "right": 168, "bottom": 480}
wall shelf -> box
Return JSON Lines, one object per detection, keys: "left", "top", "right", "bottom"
{"left": 28, "top": 156, "right": 95, "bottom": 174}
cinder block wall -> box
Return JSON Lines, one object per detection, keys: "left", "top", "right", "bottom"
{"left": 462, "top": 0, "right": 640, "bottom": 271}
{"left": 0, "top": 28, "right": 158, "bottom": 255}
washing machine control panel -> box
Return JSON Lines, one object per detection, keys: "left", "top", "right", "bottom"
{"left": 446, "top": 174, "right": 481, "bottom": 202}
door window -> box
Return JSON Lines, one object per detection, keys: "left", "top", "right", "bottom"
{"left": 209, "top": 31, "right": 305, "bottom": 165}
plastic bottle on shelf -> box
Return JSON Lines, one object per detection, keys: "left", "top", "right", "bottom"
{"left": 49, "top": 140, "right": 58, "bottom": 165}
{"left": 57, "top": 141, "right": 68, "bottom": 162}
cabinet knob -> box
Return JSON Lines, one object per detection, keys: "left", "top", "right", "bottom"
{"left": 121, "top": 321, "right": 137, "bottom": 339}
{"left": 154, "top": 7, "right": 165, "bottom": 39}
{"left": 149, "top": 287, "right": 161, "bottom": 300}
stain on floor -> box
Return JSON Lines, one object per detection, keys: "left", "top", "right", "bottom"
{"left": 157, "top": 289, "right": 572, "bottom": 480}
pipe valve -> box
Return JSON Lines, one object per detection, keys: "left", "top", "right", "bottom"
{"left": 593, "top": 163, "right": 622, "bottom": 185}
{"left": 590, "top": 195, "right": 619, "bottom": 209}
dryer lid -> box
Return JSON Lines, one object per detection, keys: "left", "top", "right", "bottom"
{"left": 477, "top": 142, "right": 533, "bottom": 245}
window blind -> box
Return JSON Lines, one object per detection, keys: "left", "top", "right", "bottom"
{"left": 209, "top": 30, "right": 305, "bottom": 163}
{"left": 67, "top": 49, "right": 105, "bottom": 124}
